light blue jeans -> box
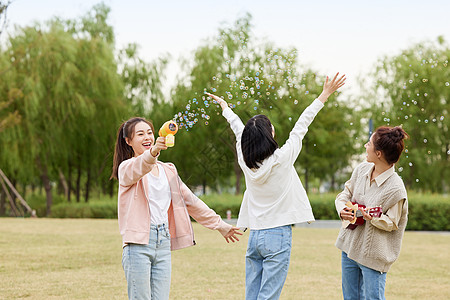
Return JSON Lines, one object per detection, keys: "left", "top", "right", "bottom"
{"left": 122, "top": 224, "right": 171, "bottom": 300}
{"left": 245, "top": 225, "right": 292, "bottom": 300}
{"left": 341, "top": 251, "right": 387, "bottom": 300}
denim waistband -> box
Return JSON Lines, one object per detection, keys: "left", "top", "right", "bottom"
{"left": 151, "top": 223, "right": 168, "bottom": 231}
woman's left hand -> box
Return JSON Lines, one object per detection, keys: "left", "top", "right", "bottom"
{"left": 223, "top": 226, "right": 243, "bottom": 243}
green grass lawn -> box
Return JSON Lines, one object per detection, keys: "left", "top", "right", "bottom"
{"left": 0, "top": 218, "right": 449, "bottom": 299}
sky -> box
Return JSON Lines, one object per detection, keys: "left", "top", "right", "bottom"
{"left": 4, "top": 0, "right": 450, "bottom": 96}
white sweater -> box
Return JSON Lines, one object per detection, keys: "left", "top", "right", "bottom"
{"left": 222, "top": 99, "right": 324, "bottom": 229}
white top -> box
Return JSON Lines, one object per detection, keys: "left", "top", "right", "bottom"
{"left": 223, "top": 99, "right": 324, "bottom": 229}
{"left": 146, "top": 164, "right": 171, "bottom": 225}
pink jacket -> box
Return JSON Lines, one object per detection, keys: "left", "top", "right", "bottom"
{"left": 118, "top": 149, "right": 232, "bottom": 250}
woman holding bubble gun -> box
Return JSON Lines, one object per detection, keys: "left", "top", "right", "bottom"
{"left": 207, "top": 72, "right": 346, "bottom": 299}
{"left": 111, "top": 117, "right": 242, "bottom": 300}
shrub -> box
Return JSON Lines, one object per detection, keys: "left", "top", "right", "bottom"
{"left": 22, "top": 192, "right": 449, "bottom": 231}
{"left": 50, "top": 200, "right": 117, "bottom": 219}
{"left": 201, "top": 192, "right": 450, "bottom": 231}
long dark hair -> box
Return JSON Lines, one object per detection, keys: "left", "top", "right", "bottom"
{"left": 241, "top": 115, "right": 278, "bottom": 169}
{"left": 110, "top": 117, "right": 155, "bottom": 180}
{"left": 373, "top": 126, "right": 409, "bottom": 165}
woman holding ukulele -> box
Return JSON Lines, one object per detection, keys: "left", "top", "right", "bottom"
{"left": 335, "top": 126, "right": 409, "bottom": 300}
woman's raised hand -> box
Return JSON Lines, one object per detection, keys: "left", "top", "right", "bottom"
{"left": 205, "top": 93, "right": 229, "bottom": 111}
{"left": 318, "top": 73, "right": 346, "bottom": 103}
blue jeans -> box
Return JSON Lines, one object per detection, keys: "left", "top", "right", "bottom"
{"left": 245, "top": 225, "right": 292, "bottom": 300}
{"left": 341, "top": 251, "right": 387, "bottom": 300}
{"left": 122, "top": 224, "right": 171, "bottom": 300}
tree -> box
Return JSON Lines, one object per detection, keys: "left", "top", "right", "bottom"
{"left": 0, "top": 0, "right": 19, "bottom": 133}
{"left": 0, "top": 1, "right": 12, "bottom": 36}
{"left": 370, "top": 37, "right": 449, "bottom": 192}
{"left": 0, "top": 4, "right": 125, "bottom": 214}
{"left": 171, "top": 14, "right": 360, "bottom": 194}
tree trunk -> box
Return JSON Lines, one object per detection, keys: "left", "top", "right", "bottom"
{"left": 108, "top": 180, "right": 114, "bottom": 198}
{"left": 202, "top": 179, "right": 206, "bottom": 195}
{"left": 84, "top": 167, "right": 91, "bottom": 203}
{"left": 36, "top": 156, "right": 53, "bottom": 216}
{"left": 234, "top": 160, "right": 241, "bottom": 195}
{"left": 67, "top": 160, "right": 72, "bottom": 202}
{"left": 304, "top": 167, "right": 309, "bottom": 193}
{"left": 59, "top": 169, "right": 69, "bottom": 200}
{"left": 0, "top": 188, "right": 5, "bottom": 216}
{"left": 331, "top": 173, "right": 336, "bottom": 191}
{"left": 76, "top": 164, "right": 81, "bottom": 203}
{"left": 21, "top": 183, "right": 27, "bottom": 198}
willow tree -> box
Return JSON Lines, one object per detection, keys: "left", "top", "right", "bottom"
{"left": 370, "top": 37, "right": 449, "bottom": 192}
{"left": 0, "top": 4, "right": 125, "bottom": 215}
{"left": 0, "top": 0, "right": 19, "bottom": 133}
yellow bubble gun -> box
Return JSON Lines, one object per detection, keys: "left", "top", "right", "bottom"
{"left": 159, "top": 121, "right": 178, "bottom": 147}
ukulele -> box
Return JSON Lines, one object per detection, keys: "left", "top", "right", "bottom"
{"left": 342, "top": 201, "right": 382, "bottom": 230}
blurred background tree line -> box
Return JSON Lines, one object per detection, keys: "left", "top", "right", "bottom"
{"left": 0, "top": 3, "right": 448, "bottom": 216}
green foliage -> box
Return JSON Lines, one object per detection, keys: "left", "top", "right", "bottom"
{"left": 51, "top": 201, "right": 117, "bottom": 218}
{"left": 169, "top": 14, "right": 360, "bottom": 193}
{"left": 200, "top": 193, "right": 243, "bottom": 218}
{"left": 117, "top": 42, "right": 168, "bottom": 117}
{"left": 1, "top": 3, "right": 448, "bottom": 218}
{"left": 0, "top": 4, "right": 131, "bottom": 214}
{"left": 26, "top": 193, "right": 66, "bottom": 217}
{"left": 309, "top": 193, "right": 341, "bottom": 220}
{"left": 370, "top": 38, "right": 450, "bottom": 192}
{"left": 407, "top": 193, "right": 450, "bottom": 231}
